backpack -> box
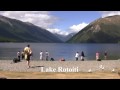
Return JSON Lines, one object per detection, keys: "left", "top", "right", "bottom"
{"left": 13, "top": 58, "right": 20, "bottom": 63}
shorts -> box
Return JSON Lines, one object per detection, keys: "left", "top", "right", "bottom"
{"left": 25, "top": 54, "right": 30, "bottom": 61}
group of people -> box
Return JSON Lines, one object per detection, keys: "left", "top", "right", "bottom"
{"left": 40, "top": 51, "right": 49, "bottom": 61}
{"left": 17, "top": 44, "right": 108, "bottom": 68}
{"left": 17, "top": 44, "right": 50, "bottom": 68}
{"left": 17, "top": 44, "right": 32, "bottom": 68}
{"left": 75, "top": 51, "right": 108, "bottom": 61}
{"left": 75, "top": 51, "right": 85, "bottom": 61}
{"left": 17, "top": 51, "right": 26, "bottom": 61}
{"left": 96, "top": 51, "right": 107, "bottom": 60}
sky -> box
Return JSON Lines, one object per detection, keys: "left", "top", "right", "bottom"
{"left": 0, "top": 11, "right": 120, "bottom": 35}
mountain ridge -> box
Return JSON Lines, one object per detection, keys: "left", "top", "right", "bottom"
{"left": 0, "top": 15, "right": 63, "bottom": 43}
{"left": 67, "top": 15, "right": 120, "bottom": 43}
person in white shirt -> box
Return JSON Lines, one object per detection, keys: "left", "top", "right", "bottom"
{"left": 75, "top": 52, "right": 79, "bottom": 61}
{"left": 40, "top": 51, "right": 43, "bottom": 60}
{"left": 17, "top": 51, "right": 21, "bottom": 61}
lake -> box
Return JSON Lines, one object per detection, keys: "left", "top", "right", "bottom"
{"left": 0, "top": 43, "right": 120, "bottom": 60}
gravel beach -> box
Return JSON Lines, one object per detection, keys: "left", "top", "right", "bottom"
{"left": 0, "top": 60, "right": 120, "bottom": 72}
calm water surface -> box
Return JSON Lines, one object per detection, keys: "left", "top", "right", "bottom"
{"left": 0, "top": 43, "right": 120, "bottom": 60}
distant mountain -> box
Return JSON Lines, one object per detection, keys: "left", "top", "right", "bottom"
{"left": 0, "top": 15, "right": 63, "bottom": 43}
{"left": 54, "top": 33, "right": 76, "bottom": 42}
{"left": 67, "top": 15, "right": 120, "bottom": 43}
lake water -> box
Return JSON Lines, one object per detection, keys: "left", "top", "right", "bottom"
{"left": 0, "top": 43, "right": 120, "bottom": 60}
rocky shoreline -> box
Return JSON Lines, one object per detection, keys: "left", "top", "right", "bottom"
{"left": 0, "top": 60, "right": 120, "bottom": 72}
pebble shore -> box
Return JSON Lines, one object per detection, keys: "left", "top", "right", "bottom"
{"left": 0, "top": 60, "right": 120, "bottom": 72}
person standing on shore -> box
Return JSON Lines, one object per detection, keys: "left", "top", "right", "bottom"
{"left": 96, "top": 52, "right": 100, "bottom": 60}
{"left": 45, "top": 51, "right": 49, "bottom": 61}
{"left": 75, "top": 52, "right": 79, "bottom": 61}
{"left": 81, "top": 51, "right": 85, "bottom": 61}
{"left": 104, "top": 51, "right": 107, "bottom": 60}
{"left": 17, "top": 51, "right": 21, "bottom": 61}
{"left": 21, "top": 50, "right": 24, "bottom": 60}
{"left": 24, "top": 44, "right": 32, "bottom": 68}
{"left": 40, "top": 51, "right": 43, "bottom": 60}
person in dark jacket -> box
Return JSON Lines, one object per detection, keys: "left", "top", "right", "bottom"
{"left": 81, "top": 51, "right": 85, "bottom": 61}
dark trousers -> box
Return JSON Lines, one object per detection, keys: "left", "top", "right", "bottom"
{"left": 18, "top": 56, "right": 20, "bottom": 61}
{"left": 76, "top": 57, "right": 78, "bottom": 61}
{"left": 46, "top": 56, "right": 48, "bottom": 61}
{"left": 22, "top": 55, "right": 24, "bottom": 60}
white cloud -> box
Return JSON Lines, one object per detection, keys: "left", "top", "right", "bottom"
{"left": 0, "top": 11, "right": 89, "bottom": 36}
{"left": 69, "top": 22, "right": 88, "bottom": 33}
{"left": 100, "top": 11, "right": 120, "bottom": 18}
{"left": 47, "top": 28, "right": 69, "bottom": 35}
{"left": 0, "top": 11, "right": 58, "bottom": 29}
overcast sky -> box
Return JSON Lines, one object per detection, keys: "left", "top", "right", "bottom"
{"left": 0, "top": 11, "right": 120, "bottom": 35}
